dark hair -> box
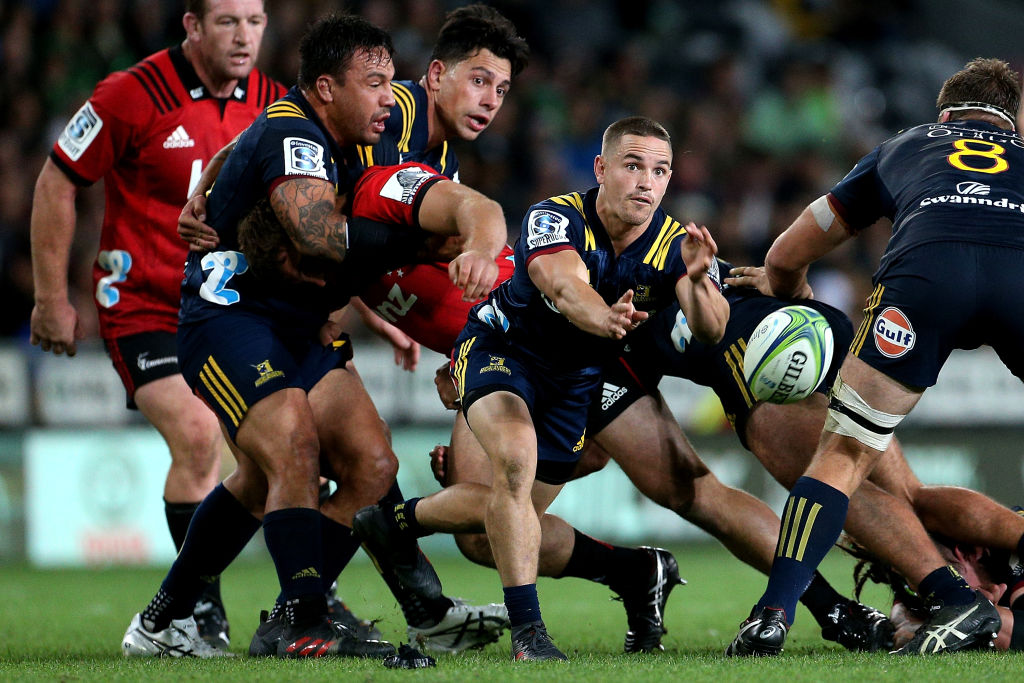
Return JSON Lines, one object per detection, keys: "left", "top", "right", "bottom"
{"left": 601, "top": 116, "right": 672, "bottom": 154}
{"left": 937, "top": 57, "right": 1021, "bottom": 125}
{"left": 430, "top": 4, "right": 529, "bottom": 78}
{"left": 298, "top": 13, "right": 394, "bottom": 89}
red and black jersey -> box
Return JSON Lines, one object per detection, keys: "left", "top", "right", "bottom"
{"left": 353, "top": 162, "right": 515, "bottom": 355}
{"left": 51, "top": 44, "right": 285, "bottom": 339}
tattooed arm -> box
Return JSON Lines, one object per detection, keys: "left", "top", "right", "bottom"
{"left": 270, "top": 177, "right": 349, "bottom": 263}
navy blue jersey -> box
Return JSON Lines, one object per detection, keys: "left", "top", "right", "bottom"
{"left": 828, "top": 120, "right": 1024, "bottom": 278}
{"left": 470, "top": 188, "right": 720, "bottom": 371}
{"left": 179, "top": 87, "right": 351, "bottom": 329}
{"left": 353, "top": 80, "right": 460, "bottom": 180}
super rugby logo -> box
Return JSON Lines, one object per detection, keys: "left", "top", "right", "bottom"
{"left": 58, "top": 101, "right": 103, "bottom": 161}
{"left": 873, "top": 307, "right": 915, "bottom": 358}
{"left": 283, "top": 137, "right": 328, "bottom": 179}
{"left": 380, "top": 166, "right": 434, "bottom": 204}
{"left": 526, "top": 210, "right": 570, "bottom": 249}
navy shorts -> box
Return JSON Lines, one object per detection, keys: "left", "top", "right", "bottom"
{"left": 177, "top": 311, "right": 352, "bottom": 440}
{"left": 451, "top": 319, "right": 600, "bottom": 485}
{"left": 105, "top": 330, "right": 181, "bottom": 409}
{"left": 852, "top": 242, "right": 1024, "bottom": 388}
{"left": 589, "top": 293, "right": 854, "bottom": 448}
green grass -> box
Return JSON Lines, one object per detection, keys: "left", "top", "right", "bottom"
{"left": 0, "top": 544, "right": 1020, "bottom": 681}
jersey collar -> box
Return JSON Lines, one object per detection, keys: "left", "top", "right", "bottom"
{"left": 168, "top": 44, "right": 249, "bottom": 102}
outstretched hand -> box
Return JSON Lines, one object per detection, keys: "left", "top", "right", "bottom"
{"left": 603, "top": 289, "right": 648, "bottom": 339}
{"left": 680, "top": 222, "right": 718, "bottom": 282}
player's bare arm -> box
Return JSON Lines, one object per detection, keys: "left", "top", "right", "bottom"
{"left": 675, "top": 223, "right": 728, "bottom": 344}
{"left": 528, "top": 249, "right": 647, "bottom": 339}
{"left": 270, "top": 176, "right": 349, "bottom": 263}
{"left": 765, "top": 202, "right": 851, "bottom": 299}
{"left": 417, "top": 180, "right": 505, "bottom": 300}
{"left": 29, "top": 158, "right": 84, "bottom": 356}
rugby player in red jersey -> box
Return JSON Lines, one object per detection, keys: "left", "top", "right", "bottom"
{"left": 29, "top": 0, "right": 283, "bottom": 651}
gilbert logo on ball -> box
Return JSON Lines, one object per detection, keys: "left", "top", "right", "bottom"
{"left": 743, "top": 305, "right": 834, "bottom": 404}
{"left": 873, "top": 307, "right": 915, "bottom": 358}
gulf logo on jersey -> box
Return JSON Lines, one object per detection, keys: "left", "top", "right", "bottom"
{"left": 873, "top": 307, "right": 915, "bottom": 358}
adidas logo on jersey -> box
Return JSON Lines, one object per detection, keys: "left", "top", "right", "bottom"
{"left": 601, "top": 382, "right": 628, "bottom": 410}
{"left": 163, "top": 125, "right": 195, "bottom": 149}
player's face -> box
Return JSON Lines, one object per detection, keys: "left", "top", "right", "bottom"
{"left": 327, "top": 48, "right": 396, "bottom": 147}
{"left": 433, "top": 49, "right": 512, "bottom": 141}
{"left": 595, "top": 135, "right": 673, "bottom": 228}
{"left": 193, "top": 0, "right": 267, "bottom": 82}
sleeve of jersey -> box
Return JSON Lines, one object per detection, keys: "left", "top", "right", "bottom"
{"left": 521, "top": 203, "right": 583, "bottom": 266}
{"left": 350, "top": 162, "right": 446, "bottom": 228}
{"left": 49, "top": 72, "right": 141, "bottom": 186}
{"left": 827, "top": 146, "right": 891, "bottom": 233}
{"left": 260, "top": 119, "right": 335, "bottom": 194}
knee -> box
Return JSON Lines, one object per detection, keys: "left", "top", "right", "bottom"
{"left": 455, "top": 532, "right": 495, "bottom": 568}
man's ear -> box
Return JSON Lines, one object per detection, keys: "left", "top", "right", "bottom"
{"left": 183, "top": 13, "right": 201, "bottom": 41}
{"left": 315, "top": 75, "right": 334, "bottom": 103}
{"left": 426, "top": 59, "right": 446, "bottom": 91}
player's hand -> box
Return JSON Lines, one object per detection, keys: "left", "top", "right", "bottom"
{"left": 29, "top": 299, "right": 84, "bottom": 356}
{"left": 680, "top": 223, "right": 718, "bottom": 282}
{"left": 603, "top": 289, "right": 649, "bottom": 339}
{"left": 389, "top": 331, "right": 420, "bottom": 372}
{"left": 428, "top": 444, "right": 449, "bottom": 486}
{"left": 889, "top": 601, "right": 923, "bottom": 649}
{"left": 448, "top": 250, "right": 499, "bottom": 302}
{"left": 318, "top": 318, "right": 343, "bottom": 346}
{"left": 178, "top": 195, "right": 219, "bottom": 252}
{"left": 433, "top": 362, "right": 461, "bottom": 410}
{"left": 725, "top": 265, "right": 773, "bottom": 295}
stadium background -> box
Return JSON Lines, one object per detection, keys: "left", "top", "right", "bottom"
{"left": 0, "top": 0, "right": 1023, "bottom": 568}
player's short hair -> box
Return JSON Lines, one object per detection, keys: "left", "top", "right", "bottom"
{"left": 601, "top": 116, "right": 672, "bottom": 155}
{"left": 298, "top": 13, "right": 394, "bottom": 89}
{"left": 430, "top": 4, "right": 529, "bottom": 78}
{"left": 937, "top": 58, "right": 1021, "bottom": 127}
{"left": 185, "top": 0, "right": 266, "bottom": 20}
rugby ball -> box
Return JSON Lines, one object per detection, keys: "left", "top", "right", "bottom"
{"left": 743, "top": 305, "right": 833, "bottom": 404}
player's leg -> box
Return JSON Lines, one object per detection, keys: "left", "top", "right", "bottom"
{"left": 123, "top": 429, "right": 265, "bottom": 658}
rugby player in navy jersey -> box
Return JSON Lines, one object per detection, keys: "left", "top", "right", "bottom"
{"left": 352, "top": 116, "right": 729, "bottom": 661}
{"left": 123, "top": 14, "right": 504, "bottom": 660}
{"left": 727, "top": 57, "right": 1024, "bottom": 656}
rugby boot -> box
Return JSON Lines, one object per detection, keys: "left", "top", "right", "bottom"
{"left": 892, "top": 590, "right": 999, "bottom": 655}
{"left": 193, "top": 596, "right": 230, "bottom": 650}
{"left": 325, "top": 582, "right": 383, "bottom": 640}
{"left": 122, "top": 613, "right": 233, "bottom": 658}
{"left": 408, "top": 598, "right": 509, "bottom": 653}
{"left": 725, "top": 606, "right": 789, "bottom": 657}
{"left": 353, "top": 504, "right": 443, "bottom": 600}
{"left": 276, "top": 615, "right": 396, "bottom": 659}
{"left": 510, "top": 620, "right": 568, "bottom": 662}
{"left": 616, "top": 546, "right": 686, "bottom": 653}
{"left": 820, "top": 600, "right": 894, "bottom": 652}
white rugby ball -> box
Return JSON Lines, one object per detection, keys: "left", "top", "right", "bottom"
{"left": 743, "top": 305, "right": 834, "bottom": 404}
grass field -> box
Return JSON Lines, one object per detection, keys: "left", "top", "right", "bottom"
{"left": 1, "top": 543, "right": 1020, "bottom": 681}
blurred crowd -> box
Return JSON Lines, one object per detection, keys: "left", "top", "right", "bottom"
{"left": 0, "top": 0, "right": 1017, "bottom": 341}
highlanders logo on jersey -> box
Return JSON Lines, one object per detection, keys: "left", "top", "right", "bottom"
{"left": 480, "top": 355, "right": 511, "bottom": 375}
{"left": 253, "top": 360, "right": 285, "bottom": 387}
{"left": 380, "top": 166, "right": 435, "bottom": 204}
{"left": 283, "top": 137, "right": 328, "bottom": 179}
{"left": 58, "top": 101, "right": 103, "bottom": 161}
{"left": 873, "top": 307, "right": 915, "bottom": 358}
{"left": 526, "top": 210, "right": 570, "bottom": 249}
